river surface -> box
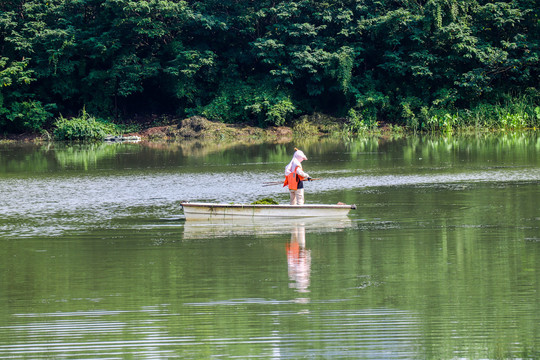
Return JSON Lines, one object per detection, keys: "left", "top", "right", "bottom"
{"left": 0, "top": 134, "right": 538, "bottom": 359}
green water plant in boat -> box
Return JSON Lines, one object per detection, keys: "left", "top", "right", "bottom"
{"left": 251, "top": 198, "right": 279, "bottom": 205}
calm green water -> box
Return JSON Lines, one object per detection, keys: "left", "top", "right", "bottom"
{"left": 0, "top": 134, "right": 539, "bottom": 359}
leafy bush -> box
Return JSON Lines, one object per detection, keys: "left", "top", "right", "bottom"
{"left": 353, "top": 91, "right": 388, "bottom": 127}
{"left": 345, "top": 108, "right": 369, "bottom": 134}
{"left": 344, "top": 108, "right": 380, "bottom": 134}
{"left": 500, "top": 113, "right": 527, "bottom": 130}
{"left": 452, "top": 93, "right": 539, "bottom": 130}
{"left": 429, "top": 114, "right": 458, "bottom": 133}
{"left": 198, "top": 81, "right": 297, "bottom": 126}
{"left": 266, "top": 98, "right": 296, "bottom": 126}
{"left": 0, "top": 100, "right": 54, "bottom": 133}
{"left": 53, "top": 108, "right": 118, "bottom": 141}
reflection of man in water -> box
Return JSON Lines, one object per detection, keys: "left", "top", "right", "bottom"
{"left": 286, "top": 224, "right": 311, "bottom": 293}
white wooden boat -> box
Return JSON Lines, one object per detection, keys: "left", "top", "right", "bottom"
{"left": 181, "top": 202, "right": 356, "bottom": 221}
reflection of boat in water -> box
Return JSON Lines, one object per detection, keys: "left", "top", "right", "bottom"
{"left": 182, "top": 217, "right": 353, "bottom": 240}
{"left": 181, "top": 202, "right": 356, "bottom": 221}
{"left": 182, "top": 219, "right": 342, "bottom": 305}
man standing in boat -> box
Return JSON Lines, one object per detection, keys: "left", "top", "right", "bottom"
{"left": 284, "top": 148, "right": 312, "bottom": 205}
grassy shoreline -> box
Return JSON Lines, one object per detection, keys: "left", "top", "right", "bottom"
{"left": 1, "top": 112, "right": 538, "bottom": 144}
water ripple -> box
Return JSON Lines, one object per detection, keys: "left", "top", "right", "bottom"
{"left": 0, "top": 307, "right": 420, "bottom": 359}
{"left": 0, "top": 166, "right": 538, "bottom": 238}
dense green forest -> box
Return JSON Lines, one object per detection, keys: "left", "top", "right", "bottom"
{"left": 1, "top": 0, "right": 539, "bottom": 135}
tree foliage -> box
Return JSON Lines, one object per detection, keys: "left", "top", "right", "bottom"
{"left": 0, "top": 0, "right": 538, "bottom": 133}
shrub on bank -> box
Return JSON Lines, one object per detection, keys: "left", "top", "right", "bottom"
{"left": 389, "top": 94, "right": 540, "bottom": 134}
{"left": 53, "top": 108, "right": 118, "bottom": 141}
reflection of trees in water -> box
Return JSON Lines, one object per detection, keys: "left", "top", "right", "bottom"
{"left": 0, "top": 143, "right": 55, "bottom": 174}
{"left": 53, "top": 143, "right": 134, "bottom": 170}
{"left": 2, "top": 133, "right": 537, "bottom": 175}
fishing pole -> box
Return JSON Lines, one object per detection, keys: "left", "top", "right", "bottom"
{"left": 262, "top": 178, "right": 321, "bottom": 186}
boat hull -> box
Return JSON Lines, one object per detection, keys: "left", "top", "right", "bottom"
{"left": 181, "top": 202, "right": 355, "bottom": 220}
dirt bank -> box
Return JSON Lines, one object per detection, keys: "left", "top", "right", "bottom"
{"left": 135, "top": 116, "right": 294, "bottom": 143}
{"left": 0, "top": 114, "right": 347, "bottom": 143}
